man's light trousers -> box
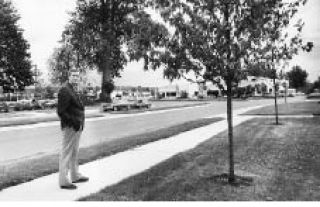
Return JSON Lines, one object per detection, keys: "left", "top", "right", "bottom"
{"left": 59, "top": 127, "right": 82, "bottom": 186}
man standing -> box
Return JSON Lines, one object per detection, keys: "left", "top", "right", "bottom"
{"left": 57, "top": 70, "right": 89, "bottom": 190}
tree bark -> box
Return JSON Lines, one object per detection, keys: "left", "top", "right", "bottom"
{"left": 227, "top": 78, "right": 235, "bottom": 183}
{"left": 99, "top": 35, "right": 113, "bottom": 102}
{"left": 99, "top": 0, "right": 114, "bottom": 103}
{"left": 224, "top": 2, "right": 235, "bottom": 183}
{"left": 273, "top": 76, "right": 279, "bottom": 125}
{"left": 99, "top": 56, "right": 113, "bottom": 103}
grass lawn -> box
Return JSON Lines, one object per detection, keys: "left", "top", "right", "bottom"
{"left": 0, "top": 117, "right": 222, "bottom": 191}
{"left": 243, "top": 101, "right": 320, "bottom": 115}
{"left": 80, "top": 117, "right": 320, "bottom": 201}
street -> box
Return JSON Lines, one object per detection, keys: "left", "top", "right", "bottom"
{"left": 0, "top": 98, "right": 302, "bottom": 165}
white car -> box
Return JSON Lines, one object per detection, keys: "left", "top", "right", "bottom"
{"left": 102, "top": 95, "right": 151, "bottom": 111}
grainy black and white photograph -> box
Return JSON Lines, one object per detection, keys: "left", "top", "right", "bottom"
{"left": 0, "top": 0, "right": 319, "bottom": 203}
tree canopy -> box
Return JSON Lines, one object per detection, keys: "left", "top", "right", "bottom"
{"left": 0, "top": 0, "right": 33, "bottom": 93}
{"left": 150, "top": 0, "right": 310, "bottom": 85}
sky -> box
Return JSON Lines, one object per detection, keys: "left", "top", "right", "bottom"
{"left": 288, "top": 0, "right": 320, "bottom": 81}
{"left": 10, "top": 0, "right": 320, "bottom": 87}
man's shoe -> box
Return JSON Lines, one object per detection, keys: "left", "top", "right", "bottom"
{"left": 60, "top": 184, "right": 77, "bottom": 190}
{"left": 72, "top": 176, "right": 89, "bottom": 183}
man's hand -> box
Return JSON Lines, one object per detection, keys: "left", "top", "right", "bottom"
{"left": 72, "top": 119, "right": 81, "bottom": 131}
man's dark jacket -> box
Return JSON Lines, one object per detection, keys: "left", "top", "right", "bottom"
{"left": 57, "top": 83, "right": 85, "bottom": 131}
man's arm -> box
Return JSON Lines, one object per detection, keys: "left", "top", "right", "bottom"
{"left": 57, "top": 87, "right": 72, "bottom": 121}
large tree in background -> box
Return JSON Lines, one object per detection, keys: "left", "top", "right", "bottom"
{"left": 63, "top": 0, "right": 169, "bottom": 102}
{"left": 0, "top": 0, "right": 33, "bottom": 93}
{"left": 151, "top": 0, "right": 311, "bottom": 183}
{"left": 287, "top": 65, "right": 308, "bottom": 90}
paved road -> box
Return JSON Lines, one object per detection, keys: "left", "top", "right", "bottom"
{"left": 0, "top": 97, "right": 303, "bottom": 165}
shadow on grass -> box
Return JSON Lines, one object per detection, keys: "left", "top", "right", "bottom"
{"left": 207, "top": 173, "right": 254, "bottom": 187}
{"left": 266, "top": 122, "right": 285, "bottom": 126}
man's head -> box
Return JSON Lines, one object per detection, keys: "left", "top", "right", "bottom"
{"left": 68, "top": 70, "right": 80, "bottom": 90}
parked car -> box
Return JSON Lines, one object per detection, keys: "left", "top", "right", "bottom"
{"left": 31, "top": 99, "right": 43, "bottom": 110}
{"left": 12, "top": 101, "right": 23, "bottom": 111}
{"left": 37, "top": 99, "right": 48, "bottom": 108}
{"left": 102, "top": 95, "right": 134, "bottom": 111}
{"left": 132, "top": 95, "right": 151, "bottom": 109}
{"left": 102, "top": 95, "right": 151, "bottom": 111}
{"left": 11, "top": 99, "right": 43, "bottom": 111}
{"left": 17, "top": 99, "right": 34, "bottom": 110}
{"left": 307, "top": 93, "right": 320, "bottom": 99}
{"left": 6, "top": 101, "right": 17, "bottom": 111}
{"left": 0, "top": 102, "right": 9, "bottom": 113}
{"left": 42, "top": 99, "right": 58, "bottom": 109}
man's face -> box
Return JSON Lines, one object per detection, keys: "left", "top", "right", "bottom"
{"left": 69, "top": 71, "right": 80, "bottom": 88}
{"left": 69, "top": 72, "right": 80, "bottom": 90}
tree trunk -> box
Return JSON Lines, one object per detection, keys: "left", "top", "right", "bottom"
{"left": 100, "top": 69, "right": 112, "bottom": 103}
{"left": 227, "top": 78, "right": 235, "bottom": 183}
{"left": 99, "top": 55, "right": 113, "bottom": 103}
{"left": 272, "top": 48, "right": 279, "bottom": 125}
{"left": 99, "top": 0, "right": 114, "bottom": 103}
{"left": 273, "top": 76, "right": 279, "bottom": 125}
{"left": 224, "top": 2, "right": 235, "bottom": 183}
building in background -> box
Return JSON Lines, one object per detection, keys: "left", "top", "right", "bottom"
{"left": 156, "top": 76, "right": 290, "bottom": 100}
{"left": 239, "top": 76, "right": 289, "bottom": 97}
{"left": 158, "top": 84, "right": 180, "bottom": 99}
{"left": 107, "top": 86, "right": 157, "bottom": 100}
